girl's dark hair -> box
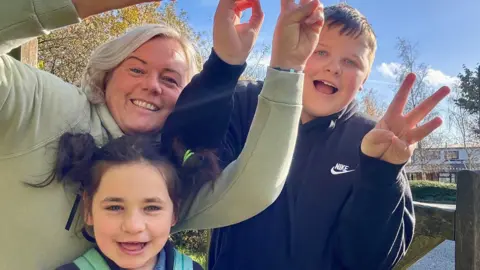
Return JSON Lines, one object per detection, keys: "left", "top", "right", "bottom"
{"left": 34, "top": 133, "right": 220, "bottom": 218}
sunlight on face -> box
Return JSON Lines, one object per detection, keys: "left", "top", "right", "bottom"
{"left": 302, "top": 25, "right": 372, "bottom": 122}
{"left": 105, "top": 37, "right": 189, "bottom": 135}
{"left": 86, "top": 162, "right": 176, "bottom": 269}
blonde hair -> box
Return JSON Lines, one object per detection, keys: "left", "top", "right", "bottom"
{"left": 82, "top": 24, "right": 200, "bottom": 104}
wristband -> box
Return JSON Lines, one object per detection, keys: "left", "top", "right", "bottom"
{"left": 271, "top": 66, "right": 303, "bottom": 74}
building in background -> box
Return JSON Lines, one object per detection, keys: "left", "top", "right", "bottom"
{"left": 405, "top": 146, "right": 480, "bottom": 183}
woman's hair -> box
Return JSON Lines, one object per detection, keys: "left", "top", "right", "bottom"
{"left": 82, "top": 23, "right": 200, "bottom": 104}
{"left": 47, "top": 133, "right": 219, "bottom": 218}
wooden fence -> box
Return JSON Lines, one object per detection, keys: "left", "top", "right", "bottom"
{"left": 395, "top": 170, "right": 480, "bottom": 269}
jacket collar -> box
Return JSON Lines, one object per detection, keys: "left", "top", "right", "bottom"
{"left": 95, "top": 103, "right": 124, "bottom": 140}
{"left": 300, "top": 101, "right": 358, "bottom": 133}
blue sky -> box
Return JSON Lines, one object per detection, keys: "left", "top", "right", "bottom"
{"left": 174, "top": 0, "right": 480, "bottom": 105}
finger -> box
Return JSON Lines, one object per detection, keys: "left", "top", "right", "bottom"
{"left": 234, "top": 0, "right": 253, "bottom": 13}
{"left": 385, "top": 73, "right": 416, "bottom": 117}
{"left": 290, "top": 0, "right": 319, "bottom": 23}
{"left": 405, "top": 86, "right": 450, "bottom": 127}
{"left": 405, "top": 117, "right": 443, "bottom": 145}
{"left": 361, "top": 129, "right": 395, "bottom": 158}
{"left": 246, "top": 0, "right": 264, "bottom": 31}
{"left": 217, "top": 0, "right": 236, "bottom": 11}
{"left": 305, "top": 4, "right": 325, "bottom": 26}
{"left": 281, "top": 0, "right": 295, "bottom": 10}
{"left": 390, "top": 136, "right": 412, "bottom": 165}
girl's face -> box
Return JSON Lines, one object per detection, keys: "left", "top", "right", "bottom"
{"left": 86, "top": 162, "right": 176, "bottom": 269}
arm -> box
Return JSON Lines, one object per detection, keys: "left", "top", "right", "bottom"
{"left": 162, "top": 0, "right": 263, "bottom": 150}
{"left": 172, "top": 67, "right": 303, "bottom": 231}
{"left": 0, "top": 0, "right": 93, "bottom": 156}
{"left": 0, "top": 0, "right": 80, "bottom": 56}
{"left": 162, "top": 49, "right": 246, "bottom": 150}
{"left": 216, "top": 80, "right": 262, "bottom": 168}
{"left": 336, "top": 151, "right": 415, "bottom": 269}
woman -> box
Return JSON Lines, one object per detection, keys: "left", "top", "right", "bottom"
{"left": 0, "top": 0, "right": 309, "bottom": 269}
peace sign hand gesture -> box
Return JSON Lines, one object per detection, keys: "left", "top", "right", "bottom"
{"left": 270, "top": 0, "right": 324, "bottom": 71}
{"left": 361, "top": 73, "right": 451, "bottom": 165}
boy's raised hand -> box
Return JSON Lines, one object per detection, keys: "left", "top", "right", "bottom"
{"left": 270, "top": 0, "right": 324, "bottom": 71}
{"left": 361, "top": 73, "right": 451, "bottom": 165}
{"left": 213, "top": 0, "right": 264, "bottom": 65}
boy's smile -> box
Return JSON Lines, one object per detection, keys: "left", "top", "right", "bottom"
{"left": 313, "top": 80, "right": 339, "bottom": 95}
{"left": 301, "top": 24, "right": 374, "bottom": 123}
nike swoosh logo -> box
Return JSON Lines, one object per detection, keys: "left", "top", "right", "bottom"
{"left": 330, "top": 167, "right": 355, "bottom": 175}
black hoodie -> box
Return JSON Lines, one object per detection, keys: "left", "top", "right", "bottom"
{"left": 208, "top": 81, "right": 415, "bottom": 270}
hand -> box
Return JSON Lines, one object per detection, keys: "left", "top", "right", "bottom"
{"left": 270, "top": 0, "right": 324, "bottom": 71}
{"left": 72, "top": 0, "right": 169, "bottom": 19}
{"left": 361, "top": 73, "right": 451, "bottom": 165}
{"left": 213, "top": 0, "right": 264, "bottom": 65}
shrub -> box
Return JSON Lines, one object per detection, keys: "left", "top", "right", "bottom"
{"left": 171, "top": 230, "right": 209, "bottom": 268}
{"left": 409, "top": 180, "right": 457, "bottom": 203}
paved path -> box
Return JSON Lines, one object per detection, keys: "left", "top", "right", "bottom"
{"left": 409, "top": 240, "right": 455, "bottom": 270}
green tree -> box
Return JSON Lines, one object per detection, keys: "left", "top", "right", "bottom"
{"left": 454, "top": 63, "right": 480, "bottom": 135}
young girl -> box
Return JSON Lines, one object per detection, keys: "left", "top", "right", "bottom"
{"left": 55, "top": 133, "right": 215, "bottom": 270}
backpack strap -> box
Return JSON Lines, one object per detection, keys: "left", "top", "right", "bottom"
{"left": 73, "top": 248, "right": 111, "bottom": 270}
{"left": 173, "top": 249, "right": 194, "bottom": 270}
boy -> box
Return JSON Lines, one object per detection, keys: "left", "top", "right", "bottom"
{"left": 208, "top": 3, "right": 449, "bottom": 270}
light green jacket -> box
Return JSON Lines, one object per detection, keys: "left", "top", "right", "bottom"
{"left": 0, "top": 0, "right": 304, "bottom": 269}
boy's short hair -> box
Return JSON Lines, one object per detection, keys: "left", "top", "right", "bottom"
{"left": 324, "top": 4, "right": 377, "bottom": 67}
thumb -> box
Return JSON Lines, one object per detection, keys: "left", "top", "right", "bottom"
{"left": 361, "top": 129, "right": 395, "bottom": 158}
{"left": 289, "top": 0, "right": 319, "bottom": 23}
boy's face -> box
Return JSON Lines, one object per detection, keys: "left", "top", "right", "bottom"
{"left": 86, "top": 162, "right": 176, "bottom": 269}
{"left": 301, "top": 25, "right": 373, "bottom": 122}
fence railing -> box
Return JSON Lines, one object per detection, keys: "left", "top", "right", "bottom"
{"left": 395, "top": 170, "right": 480, "bottom": 269}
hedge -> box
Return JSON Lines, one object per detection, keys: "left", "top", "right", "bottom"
{"left": 409, "top": 180, "right": 457, "bottom": 203}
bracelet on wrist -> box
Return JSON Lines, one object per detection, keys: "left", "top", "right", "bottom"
{"left": 270, "top": 66, "right": 303, "bottom": 74}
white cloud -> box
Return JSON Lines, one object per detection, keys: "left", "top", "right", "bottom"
{"left": 377, "top": 62, "right": 401, "bottom": 80}
{"left": 424, "top": 69, "right": 459, "bottom": 88}
{"left": 377, "top": 62, "right": 459, "bottom": 88}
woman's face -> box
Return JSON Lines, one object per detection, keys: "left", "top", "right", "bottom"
{"left": 86, "top": 162, "right": 176, "bottom": 269}
{"left": 105, "top": 37, "right": 190, "bottom": 135}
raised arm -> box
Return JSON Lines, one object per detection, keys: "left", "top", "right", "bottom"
{"left": 162, "top": 0, "right": 264, "bottom": 150}
{"left": 0, "top": 0, "right": 89, "bottom": 156}
{"left": 173, "top": 0, "right": 325, "bottom": 231}
{"left": 337, "top": 73, "right": 450, "bottom": 268}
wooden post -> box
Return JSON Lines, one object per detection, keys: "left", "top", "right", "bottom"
{"left": 7, "top": 38, "right": 38, "bottom": 67}
{"left": 455, "top": 170, "right": 480, "bottom": 270}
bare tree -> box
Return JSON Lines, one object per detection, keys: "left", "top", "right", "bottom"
{"left": 197, "top": 31, "right": 270, "bottom": 81}
{"left": 448, "top": 85, "right": 480, "bottom": 170}
{"left": 393, "top": 38, "right": 444, "bottom": 178}
{"left": 359, "top": 88, "right": 386, "bottom": 120}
